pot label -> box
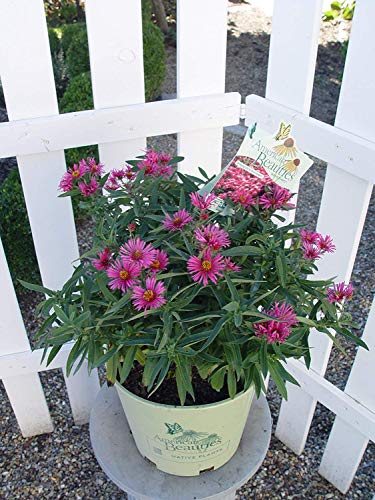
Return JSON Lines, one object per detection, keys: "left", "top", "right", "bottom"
{"left": 149, "top": 422, "right": 228, "bottom": 463}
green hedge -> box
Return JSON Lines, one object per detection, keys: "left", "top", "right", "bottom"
{"left": 59, "top": 72, "right": 97, "bottom": 167}
{"left": 66, "top": 28, "right": 90, "bottom": 78}
{"left": 0, "top": 169, "right": 41, "bottom": 292}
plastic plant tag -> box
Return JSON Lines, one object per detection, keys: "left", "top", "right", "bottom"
{"left": 201, "top": 122, "right": 313, "bottom": 213}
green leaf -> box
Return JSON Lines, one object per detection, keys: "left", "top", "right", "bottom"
{"left": 268, "top": 360, "right": 288, "bottom": 399}
{"left": 296, "top": 316, "right": 318, "bottom": 327}
{"left": 259, "top": 340, "right": 268, "bottom": 377}
{"left": 335, "top": 326, "right": 369, "bottom": 350}
{"left": 210, "top": 366, "right": 226, "bottom": 392}
{"left": 222, "top": 246, "right": 263, "bottom": 257}
{"left": 225, "top": 274, "right": 240, "bottom": 302}
{"left": 227, "top": 367, "right": 237, "bottom": 399}
{"left": 198, "top": 317, "right": 228, "bottom": 351}
{"left": 53, "top": 305, "right": 70, "bottom": 324}
{"left": 275, "top": 254, "right": 286, "bottom": 287}
{"left": 18, "top": 279, "right": 55, "bottom": 296}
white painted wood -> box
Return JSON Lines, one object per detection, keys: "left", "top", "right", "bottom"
{"left": 284, "top": 359, "right": 375, "bottom": 443}
{"left": 0, "top": 237, "right": 53, "bottom": 436}
{"left": 85, "top": 0, "right": 146, "bottom": 168}
{"left": 0, "top": 0, "right": 99, "bottom": 426}
{"left": 177, "top": 0, "right": 227, "bottom": 176}
{"left": 265, "top": 0, "right": 322, "bottom": 225}
{"left": 266, "top": 0, "right": 322, "bottom": 114}
{"left": 0, "top": 93, "right": 241, "bottom": 159}
{"left": 319, "top": 298, "right": 375, "bottom": 492}
{"left": 319, "top": 419, "right": 368, "bottom": 494}
{"left": 276, "top": 0, "right": 374, "bottom": 462}
{"left": 245, "top": 95, "right": 375, "bottom": 184}
{"left": 62, "top": 362, "right": 101, "bottom": 425}
{"left": 0, "top": 344, "right": 74, "bottom": 378}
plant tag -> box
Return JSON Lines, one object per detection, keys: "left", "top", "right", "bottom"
{"left": 201, "top": 122, "right": 313, "bottom": 213}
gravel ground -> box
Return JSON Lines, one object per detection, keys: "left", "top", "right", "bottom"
{"left": 1, "top": 3, "right": 374, "bottom": 499}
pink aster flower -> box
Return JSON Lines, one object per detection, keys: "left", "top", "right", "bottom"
{"left": 70, "top": 162, "right": 88, "bottom": 179}
{"left": 302, "top": 242, "right": 321, "bottom": 260}
{"left": 159, "top": 152, "right": 172, "bottom": 164}
{"left": 300, "top": 230, "right": 320, "bottom": 245}
{"left": 149, "top": 249, "right": 169, "bottom": 273}
{"left": 224, "top": 257, "right": 241, "bottom": 272}
{"left": 120, "top": 237, "right": 156, "bottom": 268}
{"left": 162, "top": 209, "right": 193, "bottom": 232}
{"left": 137, "top": 158, "right": 158, "bottom": 176}
{"left": 254, "top": 302, "right": 298, "bottom": 344}
{"left": 316, "top": 234, "right": 336, "bottom": 254}
{"left": 190, "top": 192, "right": 216, "bottom": 210}
{"left": 326, "top": 282, "right": 354, "bottom": 303}
{"left": 59, "top": 172, "right": 73, "bottom": 192}
{"left": 78, "top": 177, "right": 100, "bottom": 197}
{"left": 228, "top": 188, "right": 255, "bottom": 208}
{"left": 131, "top": 277, "right": 166, "bottom": 311}
{"left": 187, "top": 249, "right": 225, "bottom": 286}
{"left": 81, "top": 157, "right": 104, "bottom": 176}
{"left": 107, "top": 259, "right": 141, "bottom": 293}
{"left": 194, "top": 224, "right": 231, "bottom": 251}
{"left": 92, "top": 248, "right": 112, "bottom": 271}
{"left": 259, "top": 184, "right": 295, "bottom": 210}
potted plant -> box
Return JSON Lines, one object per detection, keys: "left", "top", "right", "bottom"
{"left": 23, "top": 150, "right": 366, "bottom": 477}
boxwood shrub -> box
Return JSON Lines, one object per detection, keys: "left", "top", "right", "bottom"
{"left": 0, "top": 169, "right": 41, "bottom": 292}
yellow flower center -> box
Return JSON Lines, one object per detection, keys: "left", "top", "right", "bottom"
{"left": 173, "top": 217, "right": 181, "bottom": 226}
{"left": 119, "top": 270, "right": 130, "bottom": 280}
{"left": 151, "top": 259, "right": 161, "bottom": 269}
{"left": 72, "top": 170, "right": 80, "bottom": 178}
{"left": 201, "top": 260, "right": 212, "bottom": 271}
{"left": 239, "top": 196, "right": 246, "bottom": 203}
{"left": 143, "top": 290, "right": 155, "bottom": 302}
{"left": 133, "top": 250, "right": 142, "bottom": 259}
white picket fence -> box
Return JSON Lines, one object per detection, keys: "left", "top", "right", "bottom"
{"left": 0, "top": 0, "right": 374, "bottom": 494}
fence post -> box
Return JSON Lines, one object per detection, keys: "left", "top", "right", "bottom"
{"left": 85, "top": 0, "right": 146, "bottom": 168}
{"left": 275, "top": 0, "right": 374, "bottom": 466}
{"left": 318, "top": 300, "right": 375, "bottom": 492}
{"left": 176, "top": 0, "right": 228, "bottom": 177}
{"left": 0, "top": 237, "right": 53, "bottom": 437}
{"left": 0, "top": 0, "right": 99, "bottom": 429}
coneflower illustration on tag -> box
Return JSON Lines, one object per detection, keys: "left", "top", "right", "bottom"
{"left": 203, "top": 122, "right": 313, "bottom": 214}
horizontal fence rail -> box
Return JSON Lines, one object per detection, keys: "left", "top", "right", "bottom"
{"left": 0, "top": 0, "right": 373, "bottom": 495}
{"left": 0, "top": 93, "right": 241, "bottom": 159}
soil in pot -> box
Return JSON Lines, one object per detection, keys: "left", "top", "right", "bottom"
{"left": 121, "top": 363, "right": 244, "bottom": 406}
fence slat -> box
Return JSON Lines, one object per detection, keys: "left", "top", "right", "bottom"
{"left": 265, "top": 0, "right": 322, "bottom": 225}
{"left": 177, "top": 0, "right": 227, "bottom": 176}
{"left": 0, "top": 0, "right": 99, "bottom": 429}
{"left": 85, "top": 0, "right": 146, "bottom": 168}
{"left": 0, "top": 238, "right": 53, "bottom": 436}
{"left": 276, "top": 0, "right": 374, "bottom": 466}
{"left": 319, "top": 298, "right": 375, "bottom": 492}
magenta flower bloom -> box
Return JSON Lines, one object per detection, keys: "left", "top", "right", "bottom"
{"left": 259, "top": 184, "right": 295, "bottom": 210}
{"left": 78, "top": 178, "right": 100, "bottom": 197}
{"left": 131, "top": 277, "right": 166, "bottom": 311}
{"left": 317, "top": 234, "right": 336, "bottom": 254}
{"left": 59, "top": 172, "right": 73, "bottom": 192}
{"left": 300, "top": 230, "right": 320, "bottom": 245}
{"left": 224, "top": 257, "right": 241, "bottom": 272}
{"left": 162, "top": 209, "right": 193, "bottom": 232}
{"left": 87, "top": 157, "right": 104, "bottom": 176}
{"left": 149, "top": 249, "right": 169, "bottom": 273}
{"left": 106, "top": 259, "right": 141, "bottom": 292}
{"left": 120, "top": 238, "right": 156, "bottom": 268}
{"left": 187, "top": 249, "right": 225, "bottom": 286}
{"left": 302, "top": 242, "right": 321, "bottom": 260}
{"left": 326, "top": 282, "right": 354, "bottom": 303}
{"left": 229, "top": 188, "right": 255, "bottom": 208}
{"left": 190, "top": 192, "right": 216, "bottom": 210}
{"left": 159, "top": 152, "right": 172, "bottom": 164}
{"left": 254, "top": 302, "right": 298, "bottom": 344}
{"left": 92, "top": 248, "right": 112, "bottom": 271}
{"left": 194, "top": 224, "right": 231, "bottom": 251}
{"left": 58, "top": 162, "right": 88, "bottom": 192}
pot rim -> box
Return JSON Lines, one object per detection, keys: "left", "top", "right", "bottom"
{"left": 114, "top": 380, "right": 255, "bottom": 410}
